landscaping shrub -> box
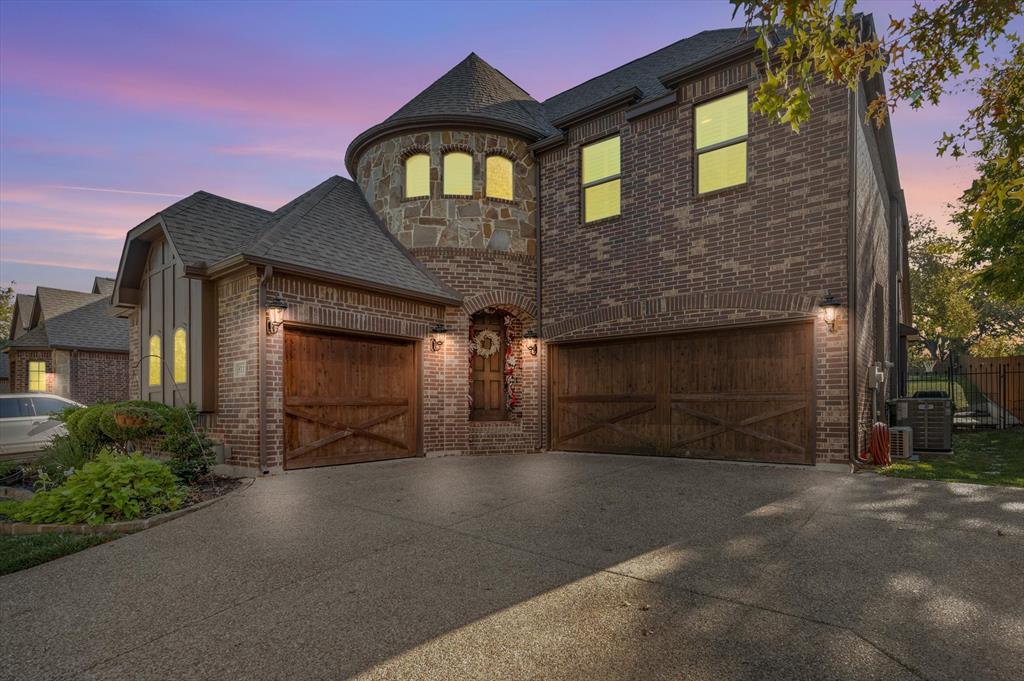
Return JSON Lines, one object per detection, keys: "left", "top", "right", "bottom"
{"left": 67, "top": 403, "right": 113, "bottom": 451}
{"left": 162, "top": 405, "right": 214, "bottom": 484}
{"left": 26, "top": 432, "right": 91, "bottom": 491}
{"left": 5, "top": 451, "right": 185, "bottom": 525}
{"left": 99, "top": 403, "right": 168, "bottom": 443}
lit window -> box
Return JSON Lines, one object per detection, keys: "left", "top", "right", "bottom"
{"left": 486, "top": 155, "right": 513, "bottom": 200}
{"left": 28, "top": 361, "right": 46, "bottom": 392}
{"left": 173, "top": 328, "right": 187, "bottom": 384}
{"left": 443, "top": 151, "right": 472, "bottom": 196}
{"left": 582, "top": 136, "right": 621, "bottom": 222}
{"left": 148, "top": 335, "right": 161, "bottom": 387}
{"left": 695, "top": 90, "right": 748, "bottom": 194}
{"left": 405, "top": 153, "right": 429, "bottom": 198}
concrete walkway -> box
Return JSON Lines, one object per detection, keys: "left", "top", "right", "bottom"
{"left": 2, "top": 453, "right": 1022, "bottom": 680}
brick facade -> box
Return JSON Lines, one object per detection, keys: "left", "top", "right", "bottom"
{"left": 8, "top": 348, "right": 127, "bottom": 404}
{"left": 538, "top": 62, "right": 853, "bottom": 463}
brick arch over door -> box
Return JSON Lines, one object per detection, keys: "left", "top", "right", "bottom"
{"left": 462, "top": 291, "right": 536, "bottom": 321}
{"left": 543, "top": 290, "right": 818, "bottom": 340}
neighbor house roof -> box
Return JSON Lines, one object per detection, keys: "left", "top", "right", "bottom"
{"left": 92, "top": 277, "right": 115, "bottom": 297}
{"left": 8, "top": 282, "right": 128, "bottom": 353}
{"left": 9, "top": 293, "right": 35, "bottom": 339}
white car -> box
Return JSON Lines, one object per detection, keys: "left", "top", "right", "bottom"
{"left": 0, "top": 393, "right": 83, "bottom": 459}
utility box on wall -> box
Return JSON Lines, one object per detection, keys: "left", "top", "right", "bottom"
{"left": 892, "top": 398, "right": 953, "bottom": 452}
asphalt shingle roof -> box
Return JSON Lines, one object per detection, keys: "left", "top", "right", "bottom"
{"left": 380, "top": 53, "right": 556, "bottom": 137}
{"left": 14, "top": 294, "right": 34, "bottom": 331}
{"left": 247, "top": 176, "right": 459, "bottom": 302}
{"left": 541, "top": 28, "right": 750, "bottom": 122}
{"left": 158, "top": 192, "right": 272, "bottom": 269}
{"left": 44, "top": 298, "right": 129, "bottom": 352}
{"left": 8, "top": 281, "right": 128, "bottom": 353}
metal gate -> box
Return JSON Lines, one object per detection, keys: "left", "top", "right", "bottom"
{"left": 905, "top": 360, "right": 1024, "bottom": 431}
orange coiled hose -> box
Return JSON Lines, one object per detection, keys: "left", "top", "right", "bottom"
{"left": 855, "top": 422, "right": 891, "bottom": 466}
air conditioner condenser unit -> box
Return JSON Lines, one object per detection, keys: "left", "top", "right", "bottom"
{"left": 889, "top": 426, "right": 913, "bottom": 459}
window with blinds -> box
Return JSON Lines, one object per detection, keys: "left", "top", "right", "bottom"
{"left": 486, "top": 155, "right": 513, "bottom": 200}
{"left": 582, "top": 136, "right": 621, "bottom": 222}
{"left": 695, "top": 90, "right": 748, "bottom": 194}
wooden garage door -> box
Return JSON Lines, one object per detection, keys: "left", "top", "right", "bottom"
{"left": 284, "top": 328, "right": 418, "bottom": 469}
{"left": 550, "top": 322, "right": 814, "bottom": 464}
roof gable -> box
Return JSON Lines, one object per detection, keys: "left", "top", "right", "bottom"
{"left": 10, "top": 294, "right": 35, "bottom": 339}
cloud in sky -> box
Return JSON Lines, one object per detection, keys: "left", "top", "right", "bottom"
{"left": 1, "top": 0, "right": 1016, "bottom": 293}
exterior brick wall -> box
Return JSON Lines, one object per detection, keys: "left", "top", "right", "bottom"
{"left": 538, "top": 62, "right": 853, "bottom": 462}
{"left": 355, "top": 130, "right": 537, "bottom": 254}
{"left": 209, "top": 268, "right": 261, "bottom": 468}
{"left": 853, "top": 85, "right": 894, "bottom": 452}
{"left": 69, "top": 351, "right": 129, "bottom": 404}
{"left": 7, "top": 350, "right": 53, "bottom": 394}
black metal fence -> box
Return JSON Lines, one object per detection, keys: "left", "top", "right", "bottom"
{"left": 905, "top": 362, "right": 1024, "bottom": 431}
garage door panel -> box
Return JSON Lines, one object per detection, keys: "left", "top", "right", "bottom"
{"left": 552, "top": 322, "right": 814, "bottom": 465}
{"left": 284, "top": 329, "right": 418, "bottom": 470}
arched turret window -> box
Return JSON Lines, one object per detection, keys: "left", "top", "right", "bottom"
{"left": 443, "top": 151, "right": 472, "bottom": 196}
{"left": 486, "top": 155, "right": 513, "bottom": 200}
{"left": 405, "top": 153, "right": 429, "bottom": 198}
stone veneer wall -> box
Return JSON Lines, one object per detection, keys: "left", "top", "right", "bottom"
{"left": 355, "top": 130, "right": 537, "bottom": 255}
{"left": 537, "top": 62, "right": 854, "bottom": 463}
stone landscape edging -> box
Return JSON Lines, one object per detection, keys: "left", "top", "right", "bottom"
{"left": 0, "top": 479, "right": 253, "bottom": 536}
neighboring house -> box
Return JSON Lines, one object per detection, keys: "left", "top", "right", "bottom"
{"left": 111, "top": 16, "right": 911, "bottom": 472}
{"left": 0, "top": 353, "right": 9, "bottom": 393}
{"left": 5, "top": 277, "right": 129, "bottom": 404}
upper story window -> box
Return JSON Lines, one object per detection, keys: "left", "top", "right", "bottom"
{"left": 443, "top": 151, "right": 473, "bottom": 196}
{"left": 148, "top": 334, "right": 161, "bottom": 387}
{"left": 405, "top": 153, "right": 430, "bottom": 199}
{"left": 486, "top": 155, "right": 514, "bottom": 200}
{"left": 695, "top": 89, "right": 748, "bottom": 194}
{"left": 173, "top": 327, "right": 187, "bottom": 384}
{"left": 28, "top": 361, "right": 46, "bottom": 392}
{"left": 582, "top": 136, "right": 621, "bottom": 223}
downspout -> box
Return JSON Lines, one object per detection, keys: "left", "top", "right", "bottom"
{"left": 847, "top": 86, "right": 859, "bottom": 463}
{"left": 257, "top": 264, "right": 273, "bottom": 475}
{"left": 533, "top": 155, "right": 544, "bottom": 452}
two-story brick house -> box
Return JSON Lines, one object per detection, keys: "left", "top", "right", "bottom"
{"left": 111, "top": 17, "right": 910, "bottom": 472}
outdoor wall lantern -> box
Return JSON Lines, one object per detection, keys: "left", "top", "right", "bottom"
{"left": 523, "top": 328, "right": 539, "bottom": 356}
{"left": 266, "top": 295, "right": 288, "bottom": 335}
{"left": 430, "top": 323, "right": 448, "bottom": 352}
{"left": 820, "top": 292, "right": 841, "bottom": 333}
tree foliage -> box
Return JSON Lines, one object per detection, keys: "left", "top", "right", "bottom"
{"left": 908, "top": 216, "right": 977, "bottom": 363}
{"left": 731, "top": 0, "right": 1023, "bottom": 232}
{"left": 0, "top": 281, "right": 14, "bottom": 343}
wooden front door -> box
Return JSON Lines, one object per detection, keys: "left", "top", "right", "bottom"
{"left": 283, "top": 328, "right": 418, "bottom": 469}
{"left": 470, "top": 314, "right": 507, "bottom": 421}
{"left": 550, "top": 322, "right": 814, "bottom": 464}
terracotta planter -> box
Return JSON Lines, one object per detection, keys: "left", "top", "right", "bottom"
{"left": 114, "top": 413, "right": 146, "bottom": 428}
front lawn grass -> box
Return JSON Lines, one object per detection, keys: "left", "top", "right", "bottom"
{"left": 0, "top": 533, "right": 114, "bottom": 576}
{"left": 906, "top": 374, "right": 980, "bottom": 411}
{"left": 878, "top": 429, "right": 1024, "bottom": 488}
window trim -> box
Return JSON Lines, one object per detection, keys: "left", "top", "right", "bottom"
{"left": 404, "top": 152, "right": 431, "bottom": 199}
{"left": 442, "top": 150, "right": 474, "bottom": 198}
{"left": 27, "top": 360, "right": 46, "bottom": 392}
{"left": 694, "top": 87, "right": 750, "bottom": 196}
{"left": 580, "top": 134, "right": 622, "bottom": 224}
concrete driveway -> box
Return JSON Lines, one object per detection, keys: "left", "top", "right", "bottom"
{"left": 2, "top": 453, "right": 1022, "bottom": 681}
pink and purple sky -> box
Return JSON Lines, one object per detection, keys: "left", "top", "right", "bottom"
{"left": 0, "top": 0, "right": 1015, "bottom": 294}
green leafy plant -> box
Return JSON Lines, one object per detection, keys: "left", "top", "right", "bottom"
{"left": 25, "top": 432, "right": 91, "bottom": 491}
{"left": 162, "top": 405, "right": 214, "bottom": 484}
{"left": 6, "top": 451, "right": 185, "bottom": 525}
{"left": 99, "top": 403, "right": 168, "bottom": 443}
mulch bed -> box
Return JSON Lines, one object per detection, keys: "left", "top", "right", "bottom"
{"left": 183, "top": 476, "right": 245, "bottom": 506}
